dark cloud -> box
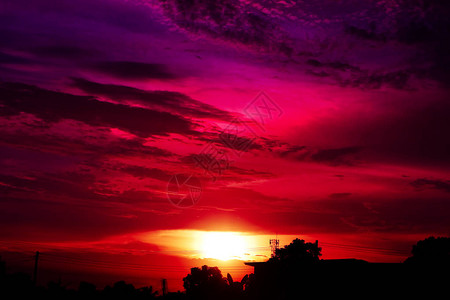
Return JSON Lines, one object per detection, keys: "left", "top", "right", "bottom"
{"left": 306, "top": 59, "right": 359, "bottom": 72}
{"left": 0, "top": 0, "right": 449, "bottom": 253}
{"left": 291, "top": 1, "right": 450, "bottom": 88}
{"left": 278, "top": 145, "right": 307, "bottom": 157}
{"left": 154, "top": 0, "right": 450, "bottom": 87}
{"left": 248, "top": 195, "right": 450, "bottom": 235}
{"left": 214, "top": 134, "right": 262, "bottom": 153}
{"left": 311, "top": 146, "right": 362, "bottom": 165}
{"left": 306, "top": 58, "right": 413, "bottom": 90}
{"left": 0, "top": 130, "right": 174, "bottom": 161}
{"left": 71, "top": 78, "right": 234, "bottom": 121}
{"left": 0, "top": 172, "right": 96, "bottom": 201}
{"left": 339, "top": 197, "right": 450, "bottom": 234}
{"left": 196, "top": 186, "right": 449, "bottom": 235}
{"left": 0, "top": 171, "right": 177, "bottom": 240}
{"left": 0, "top": 51, "right": 30, "bottom": 64}
{"left": 0, "top": 82, "right": 198, "bottom": 138}
{"left": 285, "top": 93, "right": 450, "bottom": 167}
{"left": 329, "top": 193, "right": 352, "bottom": 199}
{"left": 402, "top": 0, "right": 450, "bottom": 85}
{"left": 265, "top": 142, "right": 363, "bottom": 166}
{"left": 344, "top": 24, "right": 387, "bottom": 42}
{"left": 120, "top": 165, "right": 172, "bottom": 181}
{"left": 306, "top": 70, "right": 330, "bottom": 78}
{"left": 1, "top": 0, "right": 168, "bottom": 35}
{"left": 394, "top": 0, "right": 450, "bottom": 44}
{"left": 30, "top": 45, "right": 98, "bottom": 59}
{"left": 371, "top": 99, "right": 450, "bottom": 165}
{"left": 2, "top": 170, "right": 449, "bottom": 239}
{"left": 158, "top": 0, "right": 293, "bottom": 55}
{"left": 0, "top": 173, "right": 288, "bottom": 240}
{"left": 343, "top": 70, "right": 412, "bottom": 90}
{"left": 92, "top": 61, "right": 179, "bottom": 80}
{"left": 411, "top": 178, "right": 450, "bottom": 193}
{"left": 226, "top": 166, "right": 273, "bottom": 178}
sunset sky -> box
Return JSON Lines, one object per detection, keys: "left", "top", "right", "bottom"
{"left": 1, "top": 0, "right": 449, "bottom": 292}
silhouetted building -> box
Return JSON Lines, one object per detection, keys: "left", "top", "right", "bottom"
{"left": 244, "top": 258, "right": 449, "bottom": 300}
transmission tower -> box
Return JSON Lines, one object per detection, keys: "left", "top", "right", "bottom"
{"left": 270, "top": 239, "right": 279, "bottom": 257}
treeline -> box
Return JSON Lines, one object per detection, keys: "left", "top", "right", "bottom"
{"left": 0, "top": 271, "right": 172, "bottom": 300}
{"left": 1, "top": 236, "right": 449, "bottom": 300}
{"left": 0, "top": 264, "right": 244, "bottom": 300}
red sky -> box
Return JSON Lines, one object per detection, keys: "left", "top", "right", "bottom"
{"left": 1, "top": 0, "right": 449, "bottom": 292}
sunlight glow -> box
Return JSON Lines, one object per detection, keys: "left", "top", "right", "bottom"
{"left": 201, "top": 232, "right": 247, "bottom": 260}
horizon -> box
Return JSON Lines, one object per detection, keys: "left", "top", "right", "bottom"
{"left": 0, "top": 232, "right": 433, "bottom": 291}
{"left": 1, "top": 0, "right": 449, "bottom": 294}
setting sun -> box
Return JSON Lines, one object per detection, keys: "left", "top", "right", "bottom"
{"left": 202, "top": 232, "right": 247, "bottom": 260}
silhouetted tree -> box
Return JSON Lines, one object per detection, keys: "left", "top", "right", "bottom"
{"left": 136, "top": 286, "right": 158, "bottom": 299}
{"left": 183, "top": 265, "right": 228, "bottom": 299}
{"left": 404, "top": 236, "right": 450, "bottom": 264}
{"left": 5, "top": 272, "right": 34, "bottom": 298}
{"left": 78, "top": 281, "right": 97, "bottom": 298}
{"left": 47, "top": 279, "right": 73, "bottom": 299}
{"left": 242, "top": 273, "right": 256, "bottom": 296}
{"left": 269, "top": 238, "right": 322, "bottom": 263}
{"left": 0, "top": 257, "right": 5, "bottom": 279}
{"left": 102, "top": 280, "right": 137, "bottom": 299}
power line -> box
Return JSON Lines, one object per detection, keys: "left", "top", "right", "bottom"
{"left": 1, "top": 239, "right": 409, "bottom": 260}
{"left": 320, "top": 242, "right": 406, "bottom": 253}
{"left": 319, "top": 242, "right": 407, "bottom": 256}
{"left": 39, "top": 253, "right": 251, "bottom": 272}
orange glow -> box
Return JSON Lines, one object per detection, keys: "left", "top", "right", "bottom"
{"left": 135, "top": 230, "right": 309, "bottom": 262}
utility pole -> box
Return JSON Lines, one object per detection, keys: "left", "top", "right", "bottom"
{"left": 161, "top": 278, "right": 167, "bottom": 297}
{"left": 33, "top": 251, "right": 39, "bottom": 285}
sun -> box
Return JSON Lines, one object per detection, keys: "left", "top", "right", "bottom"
{"left": 202, "top": 232, "right": 247, "bottom": 260}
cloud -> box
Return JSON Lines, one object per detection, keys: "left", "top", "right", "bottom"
{"left": 120, "top": 165, "right": 172, "bottom": 181}
{"left": 410, "top": 178, "right": 450, "bottom": 193}
{"left": 329, "top": 193, "right": 352, "bottom": 199}
{"left": 338, "top": 197, "right": 450, "bottom": 234}
{"left": 306, "top": 58, "right": 413, "bottom": 90}
{"left": 0, "top": 51, "right": 30, "bottom": 64}
{"left": 259, "top": 140, "right": 365, "bottom": 166}
{"left": 242, "top": 194, "right": 450, "bottom": 235}
{"left": 344, "top": 24, "right": 387, "bottom": 42}
{"left": 0, "top": 170, "right": 180, "bottom": 240}
{"left": 283, "top": 146, "right": 362, "bottom": 166}
{"left": 0, "top": 0, "right": 449, "bottom": 255}
{"left": 71, "top": 78, "right": 235, "bottom": 121}
{"left": 306, "top": 59, "right": 359, "bottom": 72}
{"left": 278, "top": 145, "right": 307, "bottom": 157}
{"left": 92, "top": 61, "right": 179, "bottom": 80}
{"left": 343, "top": 70, "right": 412, "bottom": 90}
{"left": 283, "top": 91, "right": 450, "bottom": 167}
{"left": 29, "top": 45, "right": 98, "bottom": 59}
{"left": 0, "top": 128, "right": 174, "bottom": 161}
{"left": 157, "top": 0, "right": 293, "bottom": 55}
{"left": 0, "top": 82, "right": 198, "bottom": 138}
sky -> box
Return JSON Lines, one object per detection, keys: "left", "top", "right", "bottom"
{"left": 1, "top": 0, "right": 450, "bottom": 292}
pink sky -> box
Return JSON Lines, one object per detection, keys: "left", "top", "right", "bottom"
{"left": 1, "top": 0, "right": 449, "bottom": 292}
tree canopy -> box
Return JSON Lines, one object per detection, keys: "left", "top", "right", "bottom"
{"left": 269, "top": 238, "right": 322, "bottom": 264}
{"left": 404, "top": 236, "right": 450, "bottom": 264}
